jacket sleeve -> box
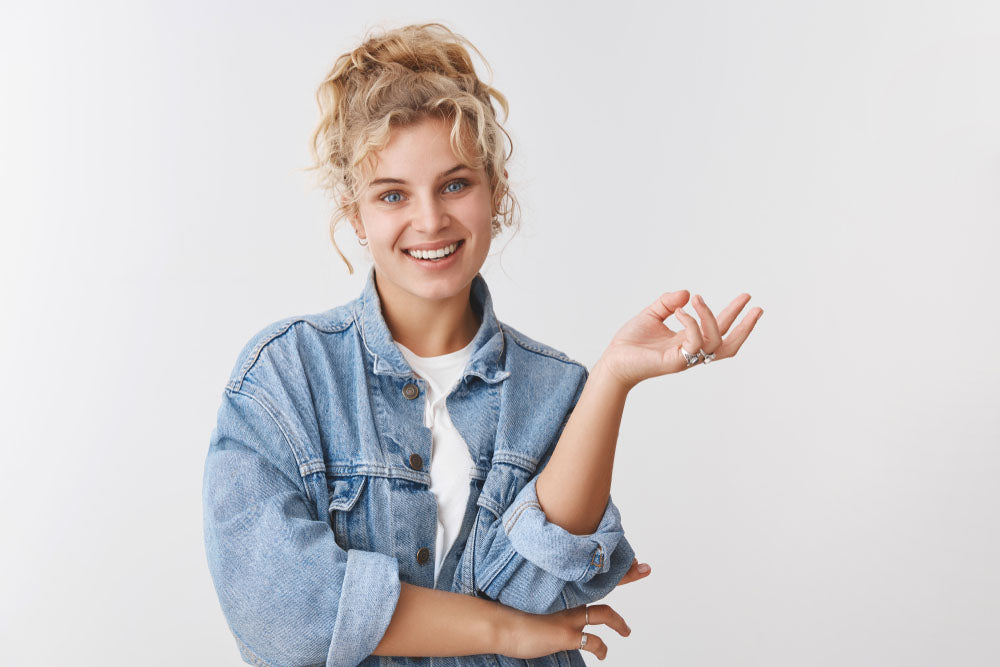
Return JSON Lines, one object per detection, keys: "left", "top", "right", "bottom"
{"left": 203, "top": 386, "right": 400, "bottom": 667}
{"left": 471, "top": 368, "right": 636, "bottom": 614}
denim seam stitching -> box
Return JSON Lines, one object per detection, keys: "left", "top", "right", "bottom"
{"left": 491, "top": 450, "right": 538, "bottom": 472}
{"left": 503, "top": 500, "right": 541, "bottom": 534}
{"left": 504, "top": 327, "right": 587, "bottom": 369}
{"left": 228, "top": 387, "right": 315, "bottom": 506}
{"left": 325, "top": 463, "right": 430, "bottom": 485}
{"left": 230, "top": 317, "right": 353, "bottom": 392}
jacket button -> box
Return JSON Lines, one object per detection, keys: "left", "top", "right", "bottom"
{"left": 402, "top": 382, "right": 419, "bottom": 399}
{"left": 416, "top": 547, "right": 430, "bottom": 565}
{"left": 409, "top": 453, "right": 423, "bottom": 471}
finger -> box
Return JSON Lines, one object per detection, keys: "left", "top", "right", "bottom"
{"left": 643, "top": 290, "right": 690, "bottom": 323}
{"left": 579, "top": 632, "right": 608, "bottom": 660}
{"left": 717, "top": 307, "right": 764, "bottom": 359}
{"left": 672, "top": 307, "right": 704, "bottom": 356}
{"left": 616, "top": 560, "right": 640, "bottom": 586}
{"left": 716, "top": 293, "right": 752, "bottom": 336}
{"left": 617, "top": 560, "right": 652, "bottom": 586}
{"left": 692, "top": 294, "right": 723, "bottom": 353}
{"left": 587, "top": 604, "right": 631, "bottom": 637}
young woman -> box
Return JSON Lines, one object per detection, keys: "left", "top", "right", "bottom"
{"left": 202, "top": 22, "right": 762, "bottom": 667}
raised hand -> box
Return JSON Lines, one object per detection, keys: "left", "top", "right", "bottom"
{"left": 598, "top": 290, "right": 763, "bottom": 391}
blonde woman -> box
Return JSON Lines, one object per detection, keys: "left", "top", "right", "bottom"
{"left": 202, "top": 22, "right": 762, "bottom": 667}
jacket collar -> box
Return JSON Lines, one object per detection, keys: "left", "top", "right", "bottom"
{"left": 354, "top": 265, "right": 511, "bottom": 384}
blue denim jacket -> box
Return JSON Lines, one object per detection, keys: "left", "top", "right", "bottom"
{"left": 203, "top": 266, "right": 635, "bottom": 667}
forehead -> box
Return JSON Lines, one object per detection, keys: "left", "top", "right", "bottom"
{"left": 366, "top": 116, "right": 480, "bottom": 181}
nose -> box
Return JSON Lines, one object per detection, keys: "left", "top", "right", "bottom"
{"left": 410, "top": 193, "right": 450, "bottom": 235}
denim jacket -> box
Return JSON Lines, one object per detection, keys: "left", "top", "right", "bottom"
{"left": 202, "top": 266, "right": 635, "bottom": 667}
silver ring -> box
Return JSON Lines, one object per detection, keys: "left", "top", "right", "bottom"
{"left": 585, "top": 606, "right": 589, "bottom": 625}
{"left": 702, "top": 351, "right": 716, "bottom": 364}
{"left": 680, "top": 346, "right": 703, "bottom": 367}
{"left": 579, "top": 633, "right": 588, "bottom": 650}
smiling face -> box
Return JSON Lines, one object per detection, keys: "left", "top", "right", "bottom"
{"left": 351, "top": 115, "right": 494, "bottom": 305}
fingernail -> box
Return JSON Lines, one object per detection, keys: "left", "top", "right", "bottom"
{"left": 638, "top": 563, "right": 650, "bottom": 573}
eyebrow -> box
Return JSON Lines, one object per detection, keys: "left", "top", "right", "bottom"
{"left": 369, "top": 164, "right": 469, "bottom": 187}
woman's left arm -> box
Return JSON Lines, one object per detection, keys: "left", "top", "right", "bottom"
{"left": 536, "top": 290, "right": 763, "bottom": 535}
{"left": 533, "top": 359, "right": 630, "bottom": 535}
{"left": 471, "top": 290, "right": 761, "bottom": 613}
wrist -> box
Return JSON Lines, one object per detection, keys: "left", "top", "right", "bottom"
{"left": 592, "top": 353, "right": 636, "bottom": 395}
{"left": 489, "top": 603, "right": 525, "bottom": 656}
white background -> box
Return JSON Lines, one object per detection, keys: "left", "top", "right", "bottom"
{"left": 2, "top": 1, "right": 998, "bottom": 665}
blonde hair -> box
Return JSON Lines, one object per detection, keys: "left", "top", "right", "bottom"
{"left": 306, "top": 22, "right": 521, "bottom": 274}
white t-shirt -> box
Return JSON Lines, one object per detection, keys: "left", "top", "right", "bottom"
{"left": 394, "top": 338, "right": 476, "bottom": 586}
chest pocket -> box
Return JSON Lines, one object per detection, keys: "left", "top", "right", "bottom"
{"left": 469, "top": 458, "right": 537, "bottom": 598}
{"left": 327, "top": 474, "right": 367, "bottom": 551}
{"left": 475, "top": 458, "right": 535, "bottom": 520}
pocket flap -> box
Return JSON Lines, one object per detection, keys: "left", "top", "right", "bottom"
{"left": 327, "top": 475, "right": 366, "bottom": 514}
{"left": 475, "top": 460, "right": 532, "bottom": 520}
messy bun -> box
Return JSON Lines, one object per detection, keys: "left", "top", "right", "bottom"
{"left": 306, "top": 22, "right": 521, "bottom": 274}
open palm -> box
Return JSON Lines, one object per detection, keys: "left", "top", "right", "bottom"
{"left": 600, "top": 289, "right": 763, "bottom": 390}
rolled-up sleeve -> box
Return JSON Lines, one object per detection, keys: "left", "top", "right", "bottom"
{"left": 203, "top": 387, "right": 400, "bottom": 667}
{"left": 473, "top": 474, "right": 635, "bottom": 614}
{"left": 503, "top": 475, "right": 625, "bottom": 582}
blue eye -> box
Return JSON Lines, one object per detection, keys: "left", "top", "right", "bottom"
{"left": 377, "top": 179, "right": 469, "bottom": 204}
{"left": 380, "top": 191, "right": 403, "bottom": 204}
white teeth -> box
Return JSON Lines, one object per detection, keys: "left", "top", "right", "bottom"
{"left": 406, "top": 242, "right": 459, "bottom": 260}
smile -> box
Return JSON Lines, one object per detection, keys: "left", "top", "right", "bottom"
{"left": 404, "top": 240, "right": 463, "bottom": 261}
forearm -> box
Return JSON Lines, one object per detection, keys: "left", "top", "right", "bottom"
{"left": 535, "top": 355, "right": 630, "bottom": 535}
{"left": 372, "top": 582, "right": 512, "bottom": 658}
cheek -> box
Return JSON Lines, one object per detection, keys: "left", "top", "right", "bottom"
{"left": 455, "top": 195, "right": 494, "bottom": 230}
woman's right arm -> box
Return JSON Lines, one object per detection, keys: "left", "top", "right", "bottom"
{"left": 373, "top": 582, "right": 630, "bottom": 661}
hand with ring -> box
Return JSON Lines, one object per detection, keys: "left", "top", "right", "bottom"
{"left": 595, "top": 290, "right": 763, "bottom": 391}
{"left": 497, "top": 602, "right": 630, "bottom": 661}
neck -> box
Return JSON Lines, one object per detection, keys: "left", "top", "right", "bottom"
{"left": 374, "top": 270, "right": 481, "bottom": 358}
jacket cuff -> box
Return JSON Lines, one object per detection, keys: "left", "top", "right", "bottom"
{"left": 328, "top": 548, "right": 401, "bottom": 667}
{"left": 500, "top": 476, "right": 625, "bottom": 583}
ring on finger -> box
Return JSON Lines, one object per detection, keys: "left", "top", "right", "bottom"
{"left": 585, "top": 605, "right": 589, "bottom": 626}
{"left": 702, "top": 351, "right": 716, "bottom": 364}
{"left": 680, "top": 346, "right": 703, "bottom": 367}
{"left": 579, "top": 633, "right": 588, "bottom": 650}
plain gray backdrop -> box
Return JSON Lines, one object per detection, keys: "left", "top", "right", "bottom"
{"left": 2, "top": 1, "right": 998, "bottom": 665}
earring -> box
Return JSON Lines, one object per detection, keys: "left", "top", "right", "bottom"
{"left": 357, "top": 236, "right": 368, "bottom": 246}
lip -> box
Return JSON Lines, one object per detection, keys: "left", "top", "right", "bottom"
{"left": 403, "top": 239, "right": 464, "bottom": 252}
{"left": 402, "top": 239, "right": 465, "bottom": 269}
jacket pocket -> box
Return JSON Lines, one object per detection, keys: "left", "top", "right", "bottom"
{"left": 475, "top": 458, "right": 534, "bottom": 520}
{"left": 327, "top": 474, "right": 367, "bottom": 550}
{"left": 471, "top": 458, "right": 535, "bottom": 597}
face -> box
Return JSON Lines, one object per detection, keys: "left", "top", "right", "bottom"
{"left": 352, "top": 115, "right": 494, "bottom": 304}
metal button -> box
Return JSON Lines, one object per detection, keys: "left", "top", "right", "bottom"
{"left": 402, "top": 382, "right": 419, "bottom": 399}
{"left": 409, "top": 453, "right": 423, "bottom": 471}
{"left": 416, "top": 547, "right": 430, "bottom": 565}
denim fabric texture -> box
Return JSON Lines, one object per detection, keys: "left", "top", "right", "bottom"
{"left": 203, "top": 265, "right": 635, "bottom": 666}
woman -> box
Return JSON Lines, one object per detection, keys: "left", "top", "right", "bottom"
{"left": 202, "top": 22, "right": 762, "bottom": 666}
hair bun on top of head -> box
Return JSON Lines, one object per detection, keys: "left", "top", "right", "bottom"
{"left": 305, "top": 22, "right": 520, "bottom": 275}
